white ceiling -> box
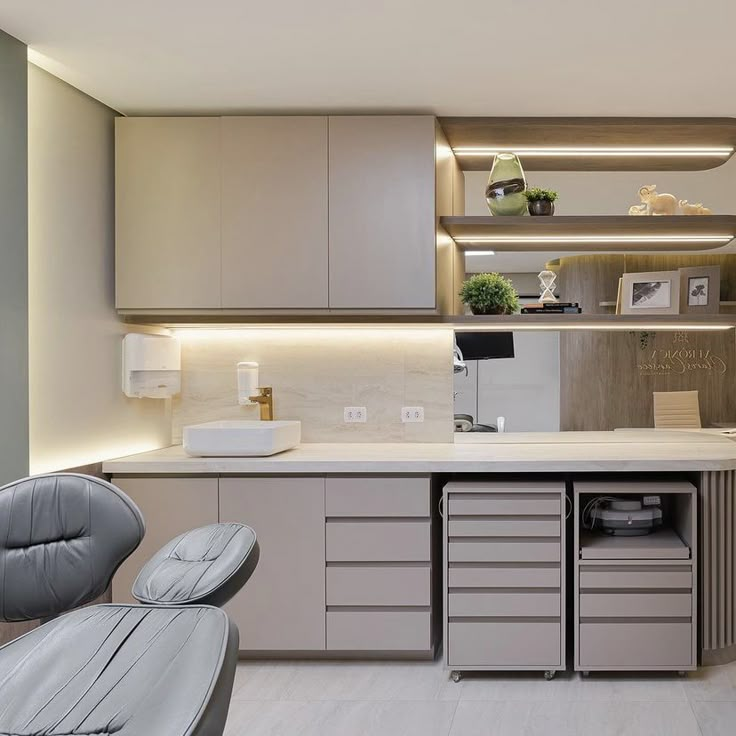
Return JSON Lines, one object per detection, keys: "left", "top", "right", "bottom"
{"left": 2, "top": 0, "right": 735, "bottom": 115}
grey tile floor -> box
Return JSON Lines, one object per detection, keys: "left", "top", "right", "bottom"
{"left": 226, "top": 656, "right": 736, "bottom": 735}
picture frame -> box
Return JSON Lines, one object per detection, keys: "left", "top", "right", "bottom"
{"left": 678, "top": 265, "right": 721, "bottom": 314}
{"left": 620, "top": 270, "right": 681, "bottom": 316}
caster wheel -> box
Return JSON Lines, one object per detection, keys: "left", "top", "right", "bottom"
{"left": 677, "top": 671, "right": 688, "bottom": 678}
{"left": 450, "top": 671, "right": 463, "bottom": 683}
{"left": 544, "top": 670, "right": 556, "bottom": 681}
{"left": 582, "top": 671, "right": 590, "bottom": 678}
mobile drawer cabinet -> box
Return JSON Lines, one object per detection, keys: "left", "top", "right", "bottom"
{"left": 443, "top": 480, "right": 566, "bottom": 681}
{"left": 573, "top": 481, "right": 697, "bottom": 675}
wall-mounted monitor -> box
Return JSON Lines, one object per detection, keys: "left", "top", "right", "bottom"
{"left": 455, "top": 331, "right": 514, "bottom": 360}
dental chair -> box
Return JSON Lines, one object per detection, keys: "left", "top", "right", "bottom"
{"left": 0, "top": 473, "right": 259, "bottom": 736}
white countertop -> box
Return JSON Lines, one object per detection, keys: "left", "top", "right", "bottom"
{"left": 102, "top": 431, "right": 736, "bottom": 474}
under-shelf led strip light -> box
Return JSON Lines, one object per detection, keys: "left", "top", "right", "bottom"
{"left": 453, "top": 146, "right": 734, "bottom": 158}
{"left": 454, "top": 235, "right": 733, "bottom": 246}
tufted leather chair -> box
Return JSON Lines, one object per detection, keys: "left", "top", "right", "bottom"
{"left": 0, "top": 473, "right": 259, "bottom": 736}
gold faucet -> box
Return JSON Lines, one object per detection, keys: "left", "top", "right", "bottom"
{"left": 249, "top": 387, "right": 274, "bottom": 421}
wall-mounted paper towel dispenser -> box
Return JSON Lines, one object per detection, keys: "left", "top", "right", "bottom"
{"left": 122, "top": 334, "right": 181, "bottom": 398}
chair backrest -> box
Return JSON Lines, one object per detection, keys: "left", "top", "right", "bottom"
{"left": 653, "top": 390, "right": 702, "bottom": 429}
{"left": 0, "top": 473, "right": 144, "bottom": 622}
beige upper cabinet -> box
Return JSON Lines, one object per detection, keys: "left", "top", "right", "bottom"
{"left": 328, "top": 116, "right": 437, "bottom": 309}
{"left": 115, "top": 117, "right": 221, "bottom": 309}
{"left": 221, "top": 117, "right": 329, "bottom": 308}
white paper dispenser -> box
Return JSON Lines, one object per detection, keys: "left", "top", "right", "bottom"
{"left": 122, "top": 334, "right": 181, "bottom": 399}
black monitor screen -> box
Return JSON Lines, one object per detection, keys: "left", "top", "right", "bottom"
{"left": 455, "top": 331, "right": 514, "bottom": 360}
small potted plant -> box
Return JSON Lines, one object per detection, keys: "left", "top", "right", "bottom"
{"left": 459, "top": 273, "right": 520, "bottom": 315}
{"left": 524, "top": 187, "right": 558, "bottom": 216}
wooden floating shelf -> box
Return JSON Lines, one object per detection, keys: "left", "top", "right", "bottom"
{"left": 440, "top": 215, "right": 736, "bottom": 252}
{"left": 447, "top": 314, "right": 736, "bottom": 331}
{"left": 138, "top": 313, "right": 736, "bottom": 332}
{"left": 438, "top": 117, "right": 736, "bottom": 172}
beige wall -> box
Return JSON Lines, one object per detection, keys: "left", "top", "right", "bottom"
{"left": 172, "top": 328, "right": 453, "bottom": 443}
{"left": 28, "top": 65, "right": 170, "bottom": 473}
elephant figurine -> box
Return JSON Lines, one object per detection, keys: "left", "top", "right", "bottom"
{"left": 638, "top": 185, "right": 678, "bottom": 215}
{"left": 628, "top": 204, "right": 648, "bottom": 216}
{"left": 679, "top": 200, "right": 713, "bottom": 215}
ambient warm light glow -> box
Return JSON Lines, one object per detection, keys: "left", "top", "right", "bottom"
{"left": 454, "top": 235, "right": 733, "bottom": 245}
{"left": 453, "top": 146, "right": 735, "bottom": 158}
{"left": 29, "top": 441, "right": 165, "bottom": 475}
{"left": 452, "top": 324, "right": 735, "bottom": 332}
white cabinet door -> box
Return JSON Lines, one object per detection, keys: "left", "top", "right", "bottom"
{"left": 219, "top": 477, "right": 326, "bottom": 651}
{"left": 221, "top": 117, "right": 329, "bottom": 308}
{"left": 115, "top": 117, "right": 221, "bottom": 309}
{"left": 328, "top": 116, "right": 437, "bottom": 309}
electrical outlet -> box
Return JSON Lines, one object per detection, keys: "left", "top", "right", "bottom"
{"left": 401, "top": 406, "right": 425, "bottom": 423}
{"left": 344, "top": 406, "right": 367, "bottom": 423}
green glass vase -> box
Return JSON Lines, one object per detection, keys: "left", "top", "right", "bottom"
{"left": 485, "top": 153, "right": 527, "bottom": 216}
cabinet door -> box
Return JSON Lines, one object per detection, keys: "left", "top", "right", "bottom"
{"left": 221, "top": 117, "right": 328, "bottom": 308}
{"left": 219, "top": 477, "right": 326, "bottom": 651}
{"left": 328, "top": 116, "right": 436, "bottom": 309}
{"left": 115, "top": 117, "right": 221, "bottom": 309}
{"left": 111, "top": 477, "right": 219, "bottom": 603}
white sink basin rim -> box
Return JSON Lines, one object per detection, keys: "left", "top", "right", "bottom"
{"left": 183, "top": 420, "right": 301, "bottom": 457}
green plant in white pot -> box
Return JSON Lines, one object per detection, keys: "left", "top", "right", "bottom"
{"left": 459, "top": 273, "right": 520, "bottom": 315}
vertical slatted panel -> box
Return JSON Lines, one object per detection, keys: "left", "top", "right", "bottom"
{"left": 700, "top": 470, "right": 736, "bottom": 658}
{"left": 701, "top": 471, "right": 710, "bottom": 650}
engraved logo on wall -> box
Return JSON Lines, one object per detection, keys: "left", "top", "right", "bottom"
{"left": 637, "top": 333, "right": 728, "bottom": 376}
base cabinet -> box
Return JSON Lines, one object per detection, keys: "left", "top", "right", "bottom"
{"left": 111, "top": 477, "right": 219, "bottom": 604}
{"left": 111, "top": 474, "right": 435, "bottom": 658}
{"left": 443, "top": 481, "right": 566, "bottom": 675}
{"left": 220, "top": 477, "right": 326, "bottom": 652}
{"left": 573, "top": 481, "right": 697, "bottom": 673}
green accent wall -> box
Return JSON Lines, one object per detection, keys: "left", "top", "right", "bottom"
{"left": 0, "top": 29, "right": 28, "bottom": 484}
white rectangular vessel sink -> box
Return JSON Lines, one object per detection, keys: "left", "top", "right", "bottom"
{"left": 183, "top": 420, "right": 301, "bottom": 457}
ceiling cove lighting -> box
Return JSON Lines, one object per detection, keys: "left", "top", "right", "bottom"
{"left": 453, "top": 146, "right": 735, "bottom": 158}
{"left": 465, "top": 250, "right": 496, "bottom": 256}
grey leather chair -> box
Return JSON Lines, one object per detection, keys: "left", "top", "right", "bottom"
{"left": 0, "top": 473, "right": 259, "bottom": 736}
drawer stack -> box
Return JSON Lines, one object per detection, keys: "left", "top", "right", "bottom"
{"left": 443, "top": 481, "right": 566, "bottom": 675}
{"left": 574, "top": 481, "right": 697, "bottom": 673}
{"left": 325, "top": 476, "right": 435, "bottom": 655}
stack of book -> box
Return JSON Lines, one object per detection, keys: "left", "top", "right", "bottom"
{"left": 521, "top": 302, "right": 582, "bottom": 314}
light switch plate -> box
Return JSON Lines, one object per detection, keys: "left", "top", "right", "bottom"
{"left": 344, "top": 406, "right": 367, "bottom": 423}
{"left": 401, "top": 406, "right": 425, "bottom": 423}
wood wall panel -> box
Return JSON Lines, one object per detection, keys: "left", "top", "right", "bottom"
{"left": 560, "top": 253, "right": 736, "bottom": 430}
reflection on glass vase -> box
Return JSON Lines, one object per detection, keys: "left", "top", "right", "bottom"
{"left": 485, "top": 152, "right": 527, "bottom": 216}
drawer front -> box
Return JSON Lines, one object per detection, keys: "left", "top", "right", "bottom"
{"left": 579, "top": 567, "right": 692, "bottom": 590}
{"left": 579, "top": 622, "right": 693, "bottom": 668}
{"left": 449, "top": 592, "right": 560, "bottom": 618}
{"left": 327, "top": 611, "right": 431, "bottom": 651}
{"left": 448, "top": 621, "right": 561, "bottom": 668}
{"left": 448, "top": 518, "right": 560, "bottom": 538}
{"left": 327, "top": 565, "right": 430, "bottom": 606}
{"left": 449, "top": 565, "right": 560, "bottom": 589}
{"left": 448, "top": 494, "right": 561, "bottom": 517}
{"left": 580, "top": 592, "right": 692, "bottom": 618}
{"left": 327, "top": 521, "right": 430, "bottom": 562}
{"left": 326, "top": 476, "right": 430, "bottom": 518}
{"left": 449, "top": 540, "right": 560, "bottom": 563}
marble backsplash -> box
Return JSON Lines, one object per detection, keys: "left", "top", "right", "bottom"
{"left": 171, "top": 328, "right": 454, "bottom": 443}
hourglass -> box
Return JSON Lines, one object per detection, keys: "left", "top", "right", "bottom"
{"left": 538, "top": 270, "right": 558, "bottom": 303}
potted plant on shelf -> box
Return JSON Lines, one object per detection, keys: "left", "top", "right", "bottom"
{"left": 459, "top": 273, "right": 520, "bottom": 315}
{"left": 524, "top": 187, "right": 558, "bottom": 216}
